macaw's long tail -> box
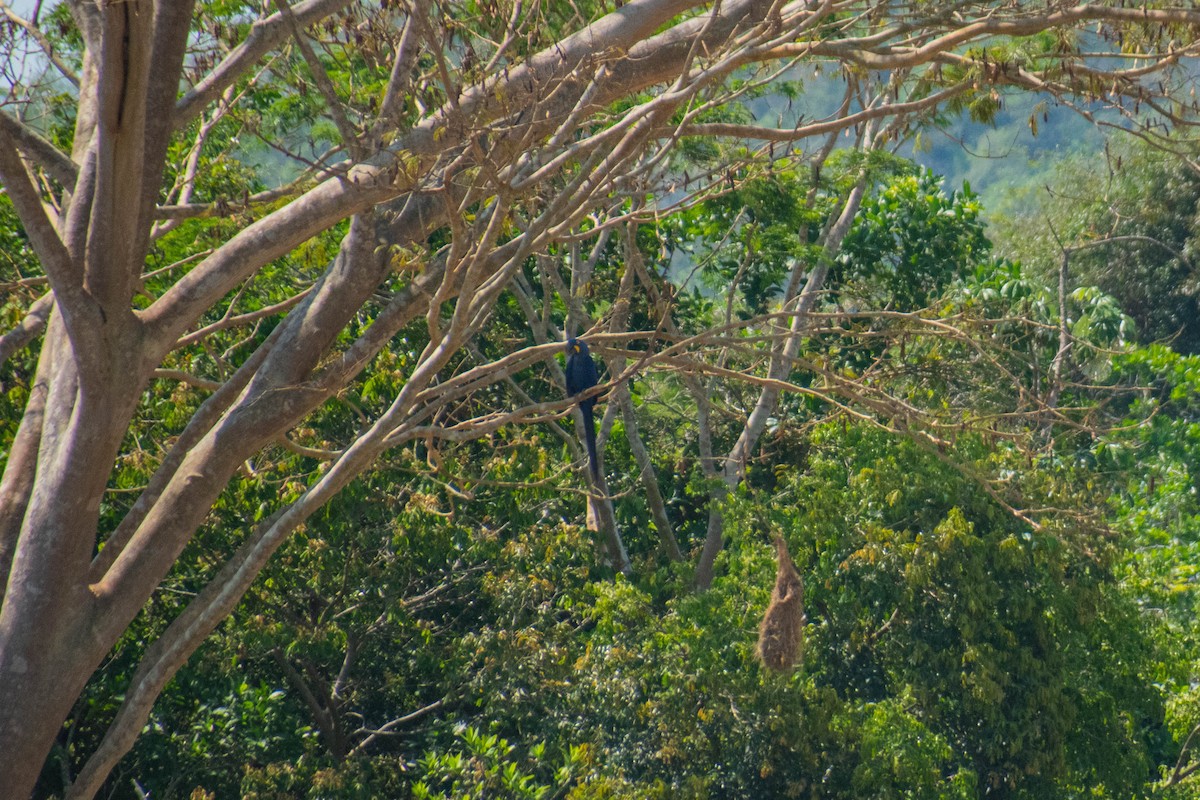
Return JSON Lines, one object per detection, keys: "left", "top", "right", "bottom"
{"left": 581, "top": 400, "right": 600, "bottom": 480}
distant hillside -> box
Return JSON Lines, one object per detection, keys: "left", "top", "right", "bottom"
{"left": 750, "top": 73, "right": 1110, "bottom": 214}
{"left": 911, "top": 91, "right": 1107, "bottom": 212}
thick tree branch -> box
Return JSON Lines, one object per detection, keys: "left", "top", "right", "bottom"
{"left": 0, "top": 109, "right": 79, "bottom": 188}
{"left": 175, "top": 0, "right": 356, "bottom": 126}
{"left": 0, "top": 126, "right": 98, "bottom": 354}
{"left": 0, "top": 291, "right": 52, "bottom": 368}
{"left": 0, "top": 351, "right": 48, "bottom": 604}
{"left": 140, "top": 166, "right": 406, "bottom": 347}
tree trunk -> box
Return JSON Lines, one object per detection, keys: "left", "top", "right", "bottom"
{"left": 0, "top": 318, "right": 147, "bottom": 798}
{"left": 694, "top": 163, "right": 870, "bottom": 590}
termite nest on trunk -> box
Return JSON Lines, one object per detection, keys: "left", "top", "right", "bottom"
{"left": 756, "top": 534, "right": 806, "bottom": 673}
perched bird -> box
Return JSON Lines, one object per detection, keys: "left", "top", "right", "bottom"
{"left": 565, "top": 337, "right": 601, "bottom": 480}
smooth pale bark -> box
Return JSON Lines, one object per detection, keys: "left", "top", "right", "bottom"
{"left": 0, "top": 1, "right": 192, "bottom": 793}
{"left": 0, "top": 3, "right": 197, "bottom": 791}
{"left": 614, "top": 382, "right": 684, "bottom": 562}
{"left": 609, "top": 229, "right": 682, "bottom": 562}
{"left": 0, "top": 316, "right": 139, "bottom": 798}
{"left": 1, "top": 0, "right": 1199, "bottom": 795}
{"left": 694, "top": 168, "right": 870, "bottom": 590}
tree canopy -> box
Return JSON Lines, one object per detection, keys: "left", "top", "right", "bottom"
{"left": 5, "top": 1, "right": 1200, "bottom": 798}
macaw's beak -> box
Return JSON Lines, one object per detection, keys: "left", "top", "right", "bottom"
{"left": 572, "top": 344, "right": 580, "bottom": 353}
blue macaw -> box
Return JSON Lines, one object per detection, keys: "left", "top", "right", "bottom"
{"left": 565, "top": 337, "right": 601, "bottom": 479}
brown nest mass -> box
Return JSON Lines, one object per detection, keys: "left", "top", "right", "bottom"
{"left": 756, "top": 535, "right": 806, "bottom": 673}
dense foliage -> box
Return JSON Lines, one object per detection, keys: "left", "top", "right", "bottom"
{"left": 6, "top": 2, "right": 1200, "bottom": 798}
{"left": 6, "top": 158, "right": 1197, "bottom": 798}
{"left": 993, "top": 142, "right": 1200, "bottom": 353}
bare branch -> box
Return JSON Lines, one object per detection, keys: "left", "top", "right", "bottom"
{"left": 150, "top": 369, "right": 220, "bottom": 392}
{"left": 346, "top": 699, "right": 445, "bottom": 759}
{"left": 274, "top": 0, "right": 362, "bottom": 158}
{"left": 371, "top": 10, "right": 419, "bottom": 141}
{"left": 176, "top": 0, "right": 356, "bottom": 127}
{"left": 684, "top": 82, "right": 971, "bottom": 143}
{"left": 174, "top": 288, "right": 311, "bottom": 350}
{"left": 0, "top": 1, "right": 80, "bottom": 87}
